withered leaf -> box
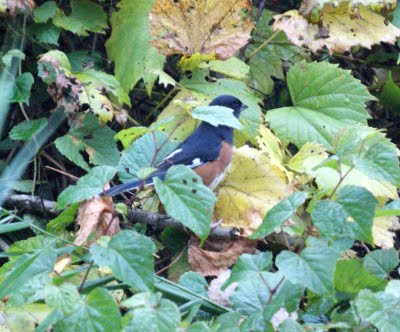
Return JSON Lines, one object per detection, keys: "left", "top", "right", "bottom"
{"left": 74, "top": 195, "right": 120, "bottom": 246}
{"left": 188, "top": 237, "right": 256, "bottom": 276}
{"left": 149, "top": 0, "right": 254, "bottom": 60}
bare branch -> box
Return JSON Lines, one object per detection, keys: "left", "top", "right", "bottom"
{"left": 3, "top": 194, "right": 241, "bottom": 239}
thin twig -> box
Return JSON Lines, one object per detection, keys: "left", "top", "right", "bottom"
{"left": 78, "top": 260, "right": 94, "bottom": 292}
{"left": 144, "top": 87, "right": 177, "bottom": 123}
{"left": 156, "top": 246, "right": 187, "bottom": 275}
{"left": 41, "top": 152, "right": 67, "bottom": 172}
{"left": 245, "top": 30, "right": 281, "bottom": 63}
{"left": 45, "top": 165, "right": 79, "bottom": 181}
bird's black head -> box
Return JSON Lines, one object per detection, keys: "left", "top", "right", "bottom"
{"left": 209, "top": 95, "right": 247, "bottom": 118}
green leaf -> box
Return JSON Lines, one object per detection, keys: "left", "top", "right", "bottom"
{"left": 266, "top": 61, "right": 373, "bottom": 150}
{"left": 337, "top": 185, "right": 377, "bottom": 245}
{"left": 2, "top": 49, "right": 25, "bottom": 67}
{"left": 57, "top": 166, "right": 116, "bottom": 209}
{"left": 191, "top": 106, "right": 243, "bottom": 129}
{"left": 105, "top": 0, "right": 165, "bottom": 93}
{"left": 154, "top": 165, "right": 217, "bottom": 241}
{"left": 114, "top": 126, "right": 149, "bottom": 150}
{"left": 211, "top": 312, "right": 242, "bottom": 332}
{"left": 231, "top": 271, "right": 303, "bottom": 319}
{"left": 118, "top": 131, "right": 178, "bottom": 183}
{"left": 279, "top": 320, "right": 305, "bottom": 332}
{"left": 251, "top": 192, "right": 307, "bottom": 239}
{"left": 353, "top": 142, "right": 400, "bottom": 187}
{"left": 376, "top": 200, "right": 400, "bottom": 217}
{"left": 28, "top": 23, "right": 60, "bottom": 45}
{"left": 9, "top": 118, "right": 47, "bottom": 141}
{"left": 363, "top": 248, "right": 399, "bottom": 279}
{"left": 55, "top": 114, "right": 119, "bottom": 171}
{"left": 75, "top": 69, "right": 131, "bottom": 107}
{"left": 379, "top": 72, "right": 400, "bottom": 113}
{"left": 53, "top": 0, "right": 108, "bottom": 36}
{"left": 246, "top": 9, "right": 309, "bottom": 96}
{"left": 67, "top": 50, "right": 104, "bottom": 72}
{"left": 55, "top": 288, "right": 121, "bottom": 331}
{"left": 225, "top": 252, "right": 272, "bottom": 288}
{"left": 46, "top": 203, "right": 79, "bottom": 234}
{"left": 334, "top": 125, "right": 400, "bottom": 186}
{"left": 200, "top": 57, "right": 250, "bottom": 80}
{"left": 276, "top": 245, "right": 339, "bottom": 295}
{"left": 45, "top": 283, "right": 80, "bottom": 315}
{"left": 123, "top": 292, "right": 181, "bottom": 332}
{"left": 90, "top": 230, "right": 156, "bottom": 291}
{"left": 181, "top": 69, "right": 262, "bottom": 138}
{"left": 354, "top": 282, "right": 400, "bottom": 332}
{"left": 0, "top": 247, "right": 57, "bottom": 299}
{"left": 10, "top": 73, "right": 34, "bottom": 105}
{"left": 311, "top": 201, "right": 354, "bottom": 252}
{"left": 34, "top": 1, "right": 57, "bottom": 23}
{"left": 335, "top": 259, "right": 387, "bottom": 294}
{"left": 7, "top": 272, "right": 50, "bottom": 306}
{"left": 178, "top": 272, "right": 208, "bottom": 297}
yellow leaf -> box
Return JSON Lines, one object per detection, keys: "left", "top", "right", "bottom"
{"left": 373, "top": 216, "right": 400, "bottom": 248}
{"left": 216, "top": 146, "right": 293, "bottom": 234}
{"left": 257, "top": 126, "right": 286, "bottom": 164}
{"left": 155, "top": 90, "right": 208, "bottom": 142}
{"left": 310, "top": 164, "right": 398, "bottom": 202}
{"left": 149, "top": 0, "right": 254, "bottom": 60}
{"left": 179, "top": 53, "right": 217, "bottom": 72}
{"left": 273, "top": 3, "right": 400, "bottom": 54}
{"left": 257, "top": 125, "right": 293, "bottom": 180}
{"left": 287, "top": 142, "right": 328, "bottom": 173}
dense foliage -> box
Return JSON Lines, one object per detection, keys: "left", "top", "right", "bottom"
{"left": 1, "top": 0, "right": 400, "bottom": 331}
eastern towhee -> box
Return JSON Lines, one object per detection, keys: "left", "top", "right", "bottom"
{"left": 104, "top": 95, "right": 247, "bottom": 196}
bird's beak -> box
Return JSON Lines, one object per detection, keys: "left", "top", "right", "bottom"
{"left": 240, "top": 104, "right": 248, "bottom": 112}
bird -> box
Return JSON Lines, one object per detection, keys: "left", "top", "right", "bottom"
{"left": 103, "top": 95, "right": 247, "bottom": 197}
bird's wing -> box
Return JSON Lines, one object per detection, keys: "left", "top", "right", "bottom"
{"left": 102, "top": 169, "right": 167, "bottom": 196}
{"left": 156, "top": 137, "right": 220, "bottom": 171}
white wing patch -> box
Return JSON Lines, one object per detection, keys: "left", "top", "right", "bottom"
{"left": 161, "top": 148, "right": 182, "bottom": 162}
{"left": 192, "top": 158, "right": 202, "bottom": 166}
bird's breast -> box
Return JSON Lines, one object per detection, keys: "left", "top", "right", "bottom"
{"left": 194, "top": 141, "right": 233, "bottom": 189}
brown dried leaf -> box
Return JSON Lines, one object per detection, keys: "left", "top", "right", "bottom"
{"left": 74, "top": 195, "right": 120, "bottom": 246}
{"left": 188, "top": 237, "right": 256, "bottom": 276}
{"left": 149, "top": 0, "right": 254, "bottom": 60}
{"left": 0, "top": 0, "right": 35, "bottom": 16}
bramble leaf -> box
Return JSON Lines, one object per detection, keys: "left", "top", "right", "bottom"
{"left": 91, "top": 230, "right": 156, "bottom": 292}
{"left": 154, "top": 165, "right": 216, "bottom": 241}
{"left": 106, "top": 0, "right": 165, "bottom": 94}
{"left": 57, "top": 166, "right": 116, "bottom": 209}
{"left": 266, "top": 61, "right": 373, "bottom": 150}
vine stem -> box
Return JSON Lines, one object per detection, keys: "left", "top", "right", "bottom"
{"left": 245, "top": 30, "right": 281, "bottom": 63}
{"left": 144, "top": 86, "right": 178, "bottom": 123}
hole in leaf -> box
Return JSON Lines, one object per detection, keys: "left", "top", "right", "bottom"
{"left": 183, "top": 179, "right": 187, "bottom": 185}
{"left": 192, "top": 178, "right": 197, "bottom": 183}
{"left": 192, "top": 189, "right": 197, "bottom": 194}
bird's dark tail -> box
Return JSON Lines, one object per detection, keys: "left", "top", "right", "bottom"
{"left": 102, "top": 179, "right": 149, "bottom": 197}
{"left": 101, "top": 169, "right": 167, "bottom": 197}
